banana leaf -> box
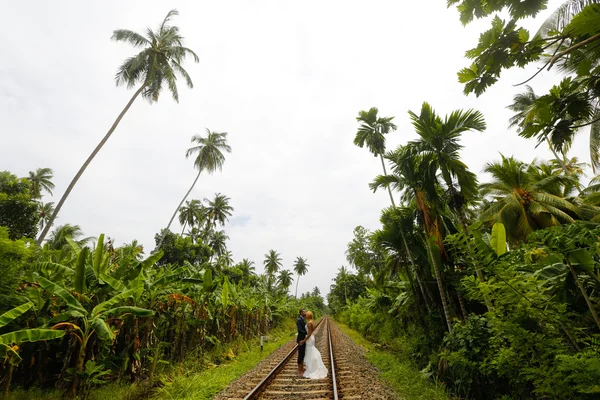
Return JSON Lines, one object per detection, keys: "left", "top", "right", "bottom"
{"left": 0, "top": 302, "right": 33, "bottom": 328}
{"left": 93, "top": 234, "right": 105, "bottom": 279}
{"left": 102, "top": 306, "right": 153, "bottom": 317}
{"left": 91, "top": 289, "right": 135, "bottom": 318}
{"left": 75, "top": 247, "right": 89, "bottom": 294}
{"left": 37, "top": 276, "right": 86, "bottom": 314}
{"left": 47, "top": 310, "right": 86, "bottom": 325}
{"left": 65, "top": 236, "right": 81, "bottom": 256}
{"left": 0, "top": 329, "right": 65, "bottom": 345}
{"left": 32, "top": 262, "right": 74, "bottom": 277}
{"left": 491, "top": 222, "right": 507, "bottom": 256}
{"left": 90, "top": 318, "right": 113, "bottom": 342}
{"left": 0, "top": 343, "right": 23, "bottom": 365}
{"left": 99, "top": 272, "right": 126, "bottom": 292}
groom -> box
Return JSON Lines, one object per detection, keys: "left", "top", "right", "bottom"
{"left": 296, "top": 308, "right": 307, "bottom": 377}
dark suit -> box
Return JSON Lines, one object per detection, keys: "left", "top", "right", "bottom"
{"left": 297, "top": 315, "right": 307, "bottom": 365}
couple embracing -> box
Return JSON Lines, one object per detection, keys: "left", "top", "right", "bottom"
{"left": 296, "top": 308, "right": 328, "bottom": 379}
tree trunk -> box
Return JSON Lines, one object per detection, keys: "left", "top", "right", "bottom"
{"left": 547, "top": 138, "right": 571, "bottom": 175}
{"left": 72, "top": 337, "right": 88, "bottom": 398}
{"left": 3, "top": 363, "right": 14, "bottom": 400}
{"left": 400, "top": 231, "right": 430, "bottom": 310}
{"left": 568, "top": 262, "right": 600, "bottom": 330}
{"left": 36, "top": 85, "right": 145, "bottom": 245}
{"left": 424, "top": 233, "right": 453, "bottom": 333}
{"left": 157, "top": 170, "right": 202, "bottom": 249}
{"left": 295, "top": 276, "right": 300, "bottom": 299}
{"left": 379, "top": 153, "right": 396, "bottom": 207}
{"left": 181, "top": 221, "right": 187, "bottom": 235}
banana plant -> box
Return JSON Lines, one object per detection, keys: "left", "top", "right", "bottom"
{"left": 37, "top": 277, "right": 153, "bottom": 396}
{"left": 0, "top": 302, "right": 65, "bottom": 397}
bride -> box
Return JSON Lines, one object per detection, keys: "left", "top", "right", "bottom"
{"left": 299, "top": 311, "right": 328, "bottom": 379}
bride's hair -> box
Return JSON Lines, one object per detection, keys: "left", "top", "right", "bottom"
{"left": 306, "top": 311, "right": 314, "bottom": 320}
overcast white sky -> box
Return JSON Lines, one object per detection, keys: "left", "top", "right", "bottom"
{"left": 1, "top": 0, "right": 588, "bottom": 297}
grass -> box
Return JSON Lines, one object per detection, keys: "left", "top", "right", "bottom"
{"left": 7, "top": 319, "right": 297, "bottom": 400}
{"left": 335, "top": 321, "right": 452, "bottom": 400}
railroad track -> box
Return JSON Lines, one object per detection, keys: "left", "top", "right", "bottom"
{"left": 240, "top": 316, "right": 344, "bottom": 400}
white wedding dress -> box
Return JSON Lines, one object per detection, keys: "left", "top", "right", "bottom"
{"left": 303, "top": 323, "right": 328, "bottom": 379}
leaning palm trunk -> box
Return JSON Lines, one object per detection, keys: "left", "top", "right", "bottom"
{"left": 379, "top": 153, "right": 396, "bottom": 207}
{"left": 157, "top": 170, "right": 201, "bottom": 249}
{"left": 424, "top": 232, "right": 453, "bottom": 333}
{"left": 400, "top": 232, "right": 431, "bottom": 310}
{"left": 36, "top": 85, "right": 145, "bottom": 245}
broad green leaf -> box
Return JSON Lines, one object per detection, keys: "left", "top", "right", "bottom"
{"left": 65, "top": 236, "right": 81, "bottom": 257}
{"left": 491, "top": 222, "right": 507, "bottom": 256}
{"left": 140, "top": 250, "right": 163, "bottom": 271}
{"left": 0, "top": 344, "right": 23, "bottom": 365}
{"left": 222, "top": 276, "right": 230, "bottom": 308}
{"left": 203, "top": 269, "right": 213, "bottom": 292}
{"left": 91, "top": 289, "right": 135, "bottom": 318}
{"left": 99, "top": 273, "right": 126, "bottom": 292}
{"left": 0, "top": 329, "right": 65, "bottom": 345}
{"left": 47, "top": 310, "right": 86, "bottom": 325}
{"left": 75, "top": 247, "right": 89, "bottom": 294}
{"left": 90, "top": 318, "right": 113, "bottom": 342}
{"left": 93, "top": 234, "right": 105, "bottom": 278}
{"left": 103, "top": 306, "right": 153, "bottom": 318}
{"left": 568, "top": 249, "right": 600, "bottom": 283}
{"left": 32, "top": 262, "right": 74, "bottom": 277}
{"left": 37, "top": 276, "right": 86, "bottom": 314}
{"left": 182, "top": 278, "right": 204, "bottom": 284}
{"left": 0, "top": 302, "right": 33, "bottom": 329}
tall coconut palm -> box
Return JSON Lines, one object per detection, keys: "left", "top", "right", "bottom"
{"left": 28, "top": 168, "right": 54, "bottom": 199}
{"left": 38, "top": 202, "right": 55, "bottom": 230}
{"left": 218, "top": 250, "right": 234, "bottom": 268}
{"left": 277, "top": 270, "right": 294, "bottom": 293}
{"left": 179, "top": 199, "right": 204, "bottom": 234}
{"left": 209, "top": 231, "right": 229, "bottom": 258}
{"left": 204, "top": 193, "right": 234, "bottom": 228}
{"left": 263, "top": 250, "right": 283, "bottom": 277}
{"left": 354, "top": 107, "right": 398, "bottom": 207}
{"left": 157, "top": 130, "right": 231, "bottom": 249}
{"left": 480, "top": 155, "right": 583, "bottom": 242}
{"left": 239, "top": 258, "right": 256, "bottom": 279}
{"left": 47, "top": 224, "right": 93, "bottom": 251}
{"left": 293, "top": 257, "right": 309, "bottom": 298}
{"left": 36, "top": 9, "right": 199, "bottom": 245}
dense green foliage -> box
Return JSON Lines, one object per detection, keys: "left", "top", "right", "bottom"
{"left": 0, "top": 187, "right": 324, "bottom": 397}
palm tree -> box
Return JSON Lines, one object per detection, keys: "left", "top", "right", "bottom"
{"left": 204, "top": 193, "right": 234, "bottom": 228}
{"left": 293, "top": 257, "right": 309, "bottom": 298}
{"left": 354, "top": 107, "right": 398, "bottom": 207}
{"left": 371, "top": 145, "right": 454, "bottom": 332}
{"left": 263, "top": 250, "right": 283, "bottom": 276}
{"left": 28, "top": 168, "right": 54, "bottom": 199}
{"left": 157, "top": 130, "right": 231, "bottom": 249}
{"left": 38, "top": 202, "right": 55, "bottom": 230}
{"left": 218, "top": 250, "right": 234, "bottom": 268}
{"left": 179, "top": 199, "right": 204, "bottom": 234}
{"left": 409, "top": 102, "right": 486, "bottom": 233}
{"left": 238, "top": 258, "right": 256, "bottom": 279}
{"left": 277, "top": 270, "right": 294, "bottom": 292}
{"left": 36, "top": 9, "right": 199, "bottom": 245}
{"left": 480, "top": 155, "right": 583, "bottom": 242}
{"left": 209, "top": 231, "right": 229, "bottom": 258}
{"left": 47, "top": 224, "right": 93, "bottom": 251}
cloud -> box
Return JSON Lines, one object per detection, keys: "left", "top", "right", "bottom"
{"left": 1, "top": 0, "right": 579, "bottom": 298}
